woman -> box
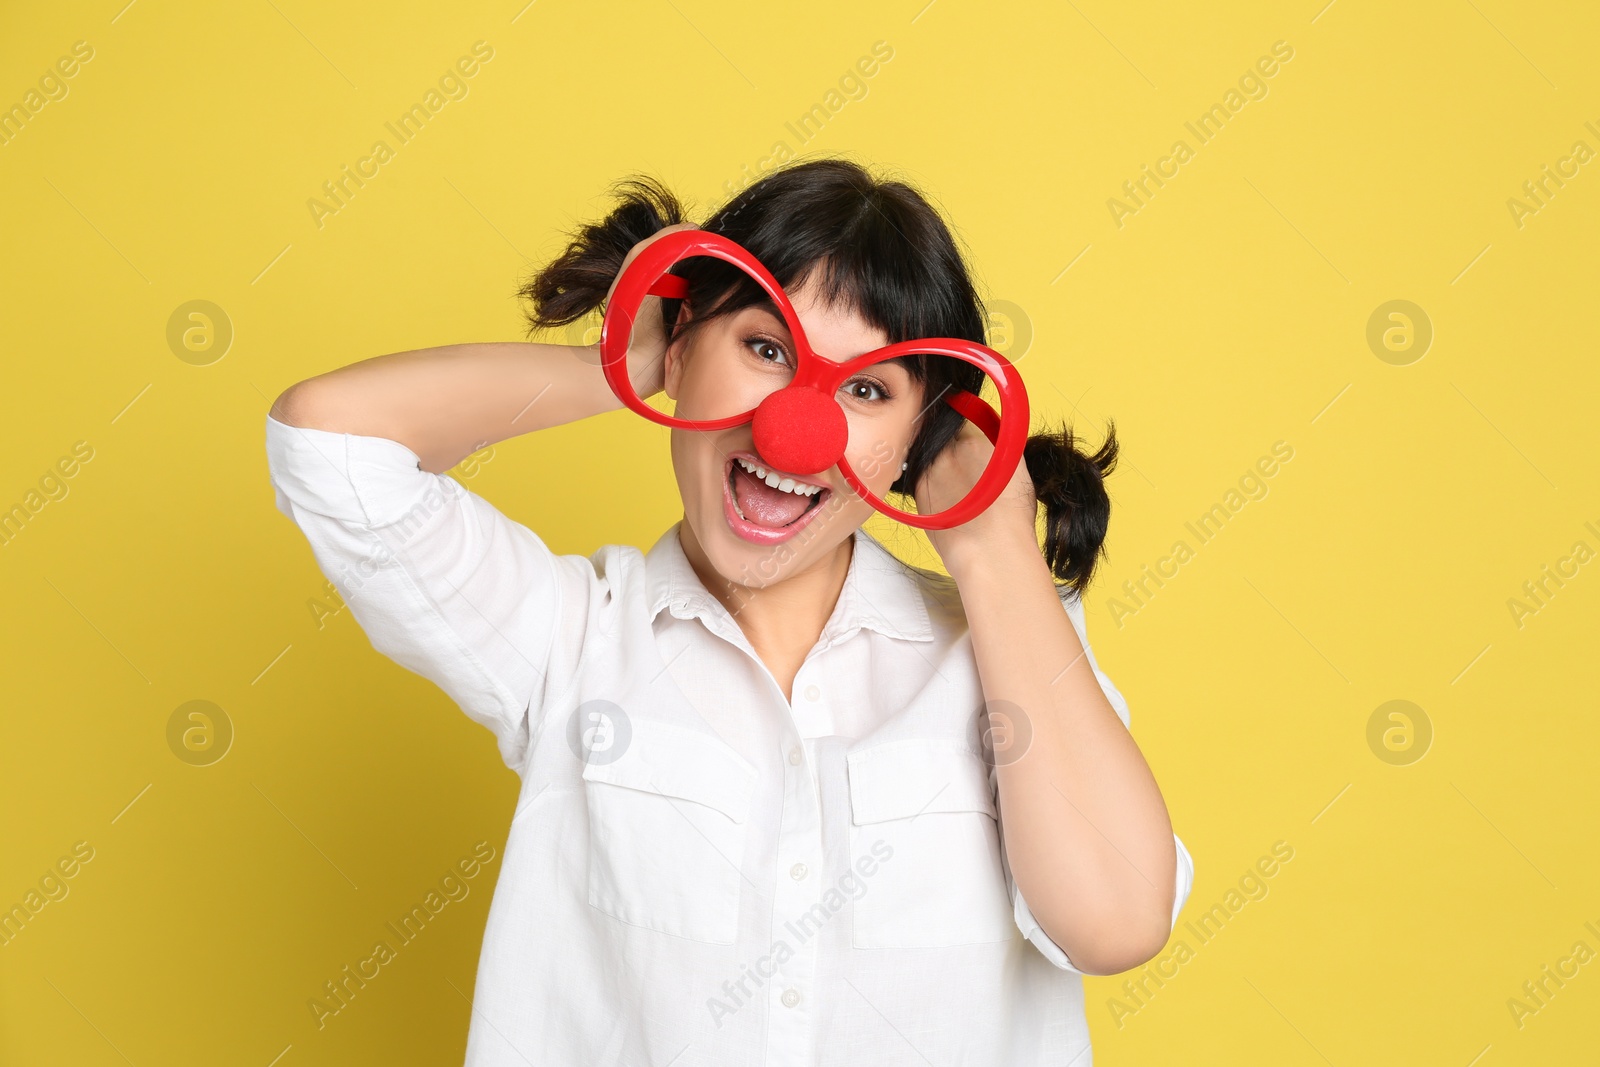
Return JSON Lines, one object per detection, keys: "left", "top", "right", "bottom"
{"left": 266, "top": 156, "right": 1193, "bottom": 1065}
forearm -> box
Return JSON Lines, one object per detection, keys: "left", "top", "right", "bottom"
{"left": 954, "top": 534, "right": 1176, "bottom": 975}
{"left": 269, "top": 341, "right": 620, "bottom": 474}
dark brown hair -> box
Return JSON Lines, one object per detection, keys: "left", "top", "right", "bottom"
{"left": 519, "top": 156, "right": 1118, "bottom": 598}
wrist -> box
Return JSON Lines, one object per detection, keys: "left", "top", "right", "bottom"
{"left": 943, "top": 521, "right": 1044, "bottom": 586}
{"left": 562, "top": 341, "right": 626, "bottom": 418}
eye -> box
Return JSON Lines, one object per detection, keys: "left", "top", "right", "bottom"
{"left": 744, "top": 335, "right": 791, "bottom": 367}
{"left": 842, "top": 377, "right": 891, "bottom": 403}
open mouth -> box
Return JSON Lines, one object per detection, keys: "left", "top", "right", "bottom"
{"left": 724, "top": 453, "right": 830, "bottom": 542}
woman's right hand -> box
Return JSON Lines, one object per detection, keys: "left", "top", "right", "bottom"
{"left": 601, "top": 221, "right": 699, "bottom": 400}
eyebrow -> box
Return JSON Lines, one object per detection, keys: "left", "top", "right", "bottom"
{"left": 741, "top": 298, "right": 793, "bottom": 339}
{"left": 740, "top": 296, "right": 904, "bottom": 371}
{"left": 750, "top": 296, "right": 786, "bottom": 323}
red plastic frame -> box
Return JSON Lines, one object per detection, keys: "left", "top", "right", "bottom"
{"left": 598, "top": 228, "right": 1030, "bottom": 531}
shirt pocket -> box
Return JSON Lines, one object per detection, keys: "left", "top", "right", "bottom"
{"left": 846, "top": 739, "right": 1017, "bottom": 949}
{"left": 580, "top": 719, "right": 757, "bottom": 945}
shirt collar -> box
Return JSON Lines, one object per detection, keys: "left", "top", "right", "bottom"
{"left": 645, "top": 521, "right": 936, "bottom": 647}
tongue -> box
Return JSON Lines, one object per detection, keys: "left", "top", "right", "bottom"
{"left": 733, "top": 464, "right": 813, "bottom": 528}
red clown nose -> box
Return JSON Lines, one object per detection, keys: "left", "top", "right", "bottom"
{"left": 750, "top": 386, "right": 848, "bottom": 476}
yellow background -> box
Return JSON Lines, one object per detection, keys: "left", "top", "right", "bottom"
{"left": 2, "top": 0, "right": 1597, "bottom": 1062}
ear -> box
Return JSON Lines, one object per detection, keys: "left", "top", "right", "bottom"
{"left": 662, "top": 301, "right": 694, "bottom": 401}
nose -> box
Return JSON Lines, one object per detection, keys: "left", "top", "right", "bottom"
{"left": 750, "top": 385, "right": 847, "bottom": 477}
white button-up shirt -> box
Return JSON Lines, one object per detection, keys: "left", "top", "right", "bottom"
{"left": 265, "top": 413, "right": 1194, "bottom": 1066}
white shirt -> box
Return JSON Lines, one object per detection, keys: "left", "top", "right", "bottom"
{"left": 264, "top": 412, "right": 1194, "bottom": 1066}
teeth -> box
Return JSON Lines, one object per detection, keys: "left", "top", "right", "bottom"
{"left": 736, "top": 456, "right": 823, "bottom": 496}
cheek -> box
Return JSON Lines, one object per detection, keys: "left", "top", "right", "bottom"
{"left": 844, "top": 417, "right": 916, "bottom": 488}
{"left": 668, "top": 428, "right": 707, "bottom": 511}
{"left": 669, "top": 431, "right": 711, "bottom": 509}
{"left": 674, "top": 348, "right": 752, "bottom": 421}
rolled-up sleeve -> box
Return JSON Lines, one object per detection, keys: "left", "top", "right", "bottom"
{"left": 1011, "top": 835, "right": 1195, "bottom": 974}
{"left": 1004, "top": 589, "right": 1196, "bottom": 974}
{"left": 264, "top": 412, "right": 587, "bottom": 772}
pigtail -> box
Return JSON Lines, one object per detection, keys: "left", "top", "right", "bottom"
{"left": 520, "top": 175, "right": 688, "bottom": 333}
{"left": 1024, "top": 419, "right": 1118, "bottom": 599}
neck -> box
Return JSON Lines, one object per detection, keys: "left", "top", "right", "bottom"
{"left": 677, "top": 519, "right": 855, "bottom": 677}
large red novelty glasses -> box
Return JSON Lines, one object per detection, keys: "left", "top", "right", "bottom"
{"left": 598, "top": 228, "right": 1030, "bottom": 530}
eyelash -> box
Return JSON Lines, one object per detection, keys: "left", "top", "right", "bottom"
{"left": 743, "top": 334, "right": 893, "bottom": 403}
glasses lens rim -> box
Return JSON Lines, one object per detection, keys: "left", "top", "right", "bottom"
{"left": 835, "top": 353, "right": 1028, "bottom": 530}
{"left": 605, "top": 230, "right": 816, "bottom": 431}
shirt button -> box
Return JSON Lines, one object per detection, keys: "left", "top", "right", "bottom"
{"left": 803, "top": 684, "right": 820, "bottom": 701}
{"left": 790, "top": 862, "right": 808, "bottom": 881}
{"left": 781, "top": 988, "right": 801, "bottom": 1008}
{"left": 788, "top": 746, "right": 803, "bottom": 766}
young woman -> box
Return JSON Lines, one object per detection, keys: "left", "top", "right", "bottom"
{"left": 266, "top": 157, "right": 1192, "bottom": 1065}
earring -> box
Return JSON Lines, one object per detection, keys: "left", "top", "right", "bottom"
{"left": 901, "top": 461, "right": 908, "bottom": 471}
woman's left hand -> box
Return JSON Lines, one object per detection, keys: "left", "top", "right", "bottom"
{"left": 912, "top": 420, "right": 1040, "bottom": 579}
